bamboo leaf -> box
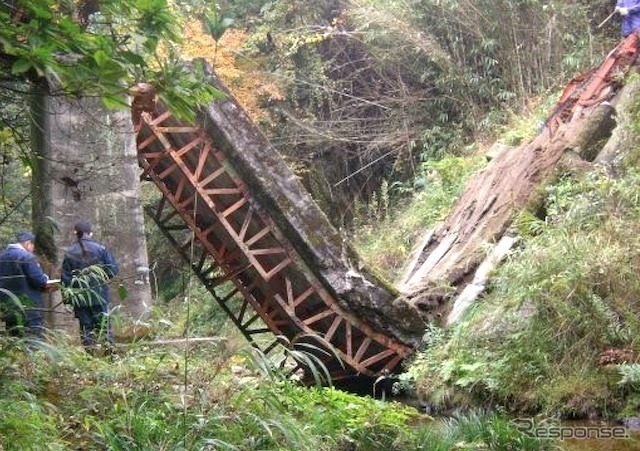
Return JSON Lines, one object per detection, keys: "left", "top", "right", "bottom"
{"left": 11, "top": 59, "right": 33, "bottom": 75}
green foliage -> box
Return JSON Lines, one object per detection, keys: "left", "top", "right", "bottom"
{"left": 0, "top": 111, "right": 32, "bottom": 241}
{"left": 392, "top": 408, "right": 553, "bottom": 450}
{"left": 0, "top": 340, "right": 66, "bottom": 450}
{"left": 150, "top": 276, "right": 242, "bottom": 338}
{"left": 88, "top": 391, "right": 187, "bottom": 450}
{"left": 0, "top": 317, "right": 555, "bottom": 451}
{"left": 2, "top": 1, "right": 147, "bottom": 89}
{"left": 0, "top": 0, "right": 223, "bottom": 120}
{"left": 201, "top": 7, "right": 235, "bottom": 42}
{"left": 0, "top": 332, "right": 399, "bottom": 450}
{"left": 61, "top": 264, "right": 111, "bottom": 307}
{"left": 406, "top": 160, "right": 640, "bottom": 417}
{"left": 150, "top": 55, "right": 226, "bottom": 122}
{"left": 409, "top": 0, "right": 612, "bottom": 100}
{"left": 618, "top": 364, "right": 640, "bottom": 390}
{"left": 542, "top": 171, "right": 607, "bottom": 228}
{"left": 431, "top": 410, "right": 550, "bottom": 451}
{"left": 0, "top": 393, "right": 65, "bottom": 450}
{"left": 234, "top": 0, "right": 616, "bottom": 222}
{"left": 268, "top": 384, "right": 420, "bottom": 450}
{"left": 353, "top": 154, "right": 485, "bottom": 281}
{"left": 0, "top": 287, "right": 28, "bottom": 324}
{"left": 418, "top": 126, "right": 461, "bottom": 161}
{"left": 495, "top": 93, "right": 559, "bottom": 146}
{"left": 243, "top": 333, "right": 342, "bottom": 387}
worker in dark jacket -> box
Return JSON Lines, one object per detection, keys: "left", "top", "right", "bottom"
{"left": 61, "top": 220, "right": 118, "bottom": 354}
{"left": 616, "top": 0, "right": 640, "bottom": 36}
{"left": 0, "top": 232, "right": 51, "bottom": 337}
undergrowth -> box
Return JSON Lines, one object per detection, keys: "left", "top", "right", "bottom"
{"left": 345, "top": 84, "right": 640, "bottom": 421}
{"left": 403, "top": 163, "right": 640, "bottom": 419}
{"left": 352, "top": 154, "right": 485, "bottom": 282}
{"left": 0, "top": 330, "right": 554, "bottom": 450}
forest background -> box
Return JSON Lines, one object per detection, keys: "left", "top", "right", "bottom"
{"left": 1, "top": 0, "right": 639, "bottom": 449}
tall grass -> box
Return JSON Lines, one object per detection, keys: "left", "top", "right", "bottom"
{"left": 353, "top": 154, "right": 485, "bottom": 282}
{"left": 405, "top": 161, "right": 640, "bottom": 417}
{"left": 0, "top": 329, "right": 555, "bottom": 450}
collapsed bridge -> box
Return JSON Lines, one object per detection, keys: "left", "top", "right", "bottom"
{"left": 132, "top": 63, "right": 426, "bottom": 381}
{"left": 132, "top": 31, "right": 640, "bottom": 381}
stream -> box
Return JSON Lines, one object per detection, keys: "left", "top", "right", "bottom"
{"left": 336, "top": 377, "right": 640, "bottom": 449}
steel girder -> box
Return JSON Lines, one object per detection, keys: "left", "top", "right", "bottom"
{"left": 135, "top": 104, "right": 411, "bottom": 380}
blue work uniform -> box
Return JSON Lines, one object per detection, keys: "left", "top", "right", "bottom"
{"left": 0, "top": 243, "right": 49, "bottom": 336}
{"left": 617, "top": 0, "right": 640, "bottom": 36}
{"left": 61, "top": 238, "right": 118, "bottom": 349}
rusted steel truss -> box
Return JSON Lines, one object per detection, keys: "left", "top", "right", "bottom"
{"left": 545, "top": 31, "right": 640, "bottom": 135}
{"left": 144, "top": 204, "right": 282, "bottom": 356}
{"left": 136, "top": 106, "right": 411, "bottom": 379}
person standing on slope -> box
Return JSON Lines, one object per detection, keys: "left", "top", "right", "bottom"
{"left": 61, "top": 220, "right": 118, "bottom": 355}
{"left": 0, "top": 231, "right": 52, "bottom": 338}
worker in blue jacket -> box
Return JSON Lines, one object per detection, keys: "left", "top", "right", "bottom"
{"left": 616, "top": 0, "right": 640, "bottom": 36}
{"left": 61, "top": 220, "right": 118, "bottom": 354}
{"left": 0, "top": 231, "right": 51, "bottom": 337}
